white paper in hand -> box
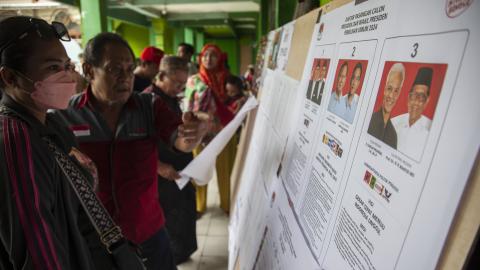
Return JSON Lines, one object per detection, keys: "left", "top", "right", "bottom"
{"left": 176, "top": 96, "right": 258, "bottom": 189}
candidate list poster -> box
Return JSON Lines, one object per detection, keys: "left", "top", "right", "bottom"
{"left": 252, "top": 183, "right": 319, "bottom": 270}
{"left": 229, "top": 72, "right": 302, "bottom": 270}
{"left": 280, "top": 22, "right": 337, "bottom": 207}
{"left": 228, "top": 113, "right": 271, "bottom": 270}
{"left": 295, "top": 40, "right": 377, "bottom": 261}
{"left": 320, "top": 0, "right": 474, "bottom": 269}
{"left": 276, "top": 0, "right": 391, "bottom": 263}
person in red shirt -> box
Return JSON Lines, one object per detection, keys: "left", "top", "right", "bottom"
{"left": 53, "top": 33, "right": 207, "bottom": 270}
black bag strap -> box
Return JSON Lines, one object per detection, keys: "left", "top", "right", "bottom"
{"left": 42, "top": 137, "right": 124, "bottom": 251}
{"left": 45, "top": 138, "right": 146, "bottom": 270}
{"left": 0, "top": 107, "right": 120, "bottom": 248}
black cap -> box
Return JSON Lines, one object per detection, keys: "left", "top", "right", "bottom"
{"left": 413, "top": 67, "right": 433, "bottom": 87}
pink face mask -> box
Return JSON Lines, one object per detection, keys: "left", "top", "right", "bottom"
{"left": 30, "top": 71, "right": 77, "bottom": 110}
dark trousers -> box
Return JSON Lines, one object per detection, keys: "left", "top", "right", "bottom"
{"left": 140, "top": 228, "right": 177, "bottom": 270}
{"left": 158, "top": 180, "right": 197, "bottom": 264}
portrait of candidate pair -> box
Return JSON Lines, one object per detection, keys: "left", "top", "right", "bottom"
{"left": 368, "top": 61, "right": 447, "bottom": 161}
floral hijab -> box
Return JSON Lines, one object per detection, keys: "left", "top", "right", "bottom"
{"left": 186, "top": 44, "right": 233, "bottom": 126}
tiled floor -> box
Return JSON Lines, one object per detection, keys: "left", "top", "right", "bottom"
{"left": 178, "top": 178, "right": 229, "bottom": 270}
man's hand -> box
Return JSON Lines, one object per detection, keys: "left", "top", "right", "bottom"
{"left": 157, "top": 160, "right": 181, "bottom": 181}
{"left": 175, "top": 112, "right": 209, "bottom": 152}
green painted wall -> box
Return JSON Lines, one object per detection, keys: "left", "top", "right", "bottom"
{"left": 114, "top": 22, "right": 150, "bottom": 58}
{"left": 205, "top": 38, "right": 239, "bottom": 75}
{"left": 164, "top": 27, "right": 175, "bottom": 55}
{"left": 80, "top": 0, "right": 107, "bottom": 46}
{"left": 320, "top": 0, "right": 331, "bottom": 6}
{"left": 258, "top": 0, "right": 268, "bottom": 42}
{"left": 184, "top": 28, "right": 195, "bottom": 45}
{"left": 277, "top": 0, "right": 296, "bottom": 27}
{"left": 151, "top": 18, "right": 175, "bottom": 54}
{"left": 195, "top": 31, "right": 205, "bottom": 54}
{"left": 173, "top": 27, "right": 185, "bottom": 54}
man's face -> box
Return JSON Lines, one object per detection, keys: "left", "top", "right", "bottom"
{"left": 177, "top": 46, "right": 193, "bottom": 62}
{"left": 319, "top": 66, "right": 327, "bottom": 80}
{"left": 382, "top": 70, "right": 403, "bottom": 113}
{"left": 88, "top": 43, "right": 135, "bottom": 105}
{"left": 349, "top": 67, "right": 362, "bottom": 95}
{"left": 160, "top": 70, "right": 188, "bottom": 97}
{"left": 407, "top": 84, "right": 429, "bottom": 122}
{"left": 336, "top": 65, "right": 348, "bottom": 94}
{"left": 312, "top": 66, "right": 321, "bottom": 80}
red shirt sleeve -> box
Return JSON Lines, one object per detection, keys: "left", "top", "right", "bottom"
{"left": 153, "top": 97, "right": 183, "bottom": 143}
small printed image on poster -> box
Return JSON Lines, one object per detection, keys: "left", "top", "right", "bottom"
{"left": 268, "top": 29, "right": 283, "bottom": 70}
{"left": 327, "top": 59, "right": 369, "bottom": 124}
{"left": 305, "top": 58, "right": 331, "bottom": 106}
{"left": 367, "top": 61, "right": 447, "bottom": 161}
{"left": 362, "top": 169, "right": 393, "bottom": 204}
{"left": 315, "top": 9, "right": 324, "bottom": 41}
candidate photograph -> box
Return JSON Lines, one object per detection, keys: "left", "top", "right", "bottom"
{"left": 367, "top": 61, "right": 447, "bottom": 161}
{"left": 306, "top": 58, "right": 330, "bottom": 105}
{"left": 268, "top": 29, "right": 283, "bottom": 70}
{"left": 327, "top": 59, "right": 368, "bottom": 124}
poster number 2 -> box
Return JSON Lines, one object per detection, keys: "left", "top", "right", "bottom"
{"left": 352, "top": 46, "right": 356, "bottom": 57}
{"left": 411, "top": 43, "right": 419, "bottom": 58}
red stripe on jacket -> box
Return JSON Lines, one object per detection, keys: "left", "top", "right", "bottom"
{"left": 4, "top": 118, "right": 61, "bottom": 270}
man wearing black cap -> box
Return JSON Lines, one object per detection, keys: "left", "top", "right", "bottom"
{"left": 392, "top": 67, "right": 433, "bottom": 160}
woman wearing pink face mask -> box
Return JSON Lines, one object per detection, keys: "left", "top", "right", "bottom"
{"left": 0, "top": 16, "right": 122, "bottom": 270}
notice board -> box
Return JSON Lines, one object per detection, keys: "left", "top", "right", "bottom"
{"left": 229, "top": 0, "right": 480, "bottom": 269}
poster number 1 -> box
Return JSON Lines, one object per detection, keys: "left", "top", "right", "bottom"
{"left": 411, "top": 43, "right": 419, "bottom": 58}
{"left": 352, "top": 46, "right": 356, "bottom": 57}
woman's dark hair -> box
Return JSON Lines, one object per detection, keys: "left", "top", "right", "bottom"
{"left": 225, "top": 75, "right": 244, "bottom": 91}
{"left": 0, "top": 16, "right": 58, "bottom": 73}
{"left": 83, "top": 32, "right": 135, "bottom": 67}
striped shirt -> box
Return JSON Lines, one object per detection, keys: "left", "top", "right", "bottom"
{"left": 0, "top": 95, "right": 98, "bottom": 270}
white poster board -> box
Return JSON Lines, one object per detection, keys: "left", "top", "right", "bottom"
{"left": 230, "top": 0, "right": 480, "bottom": 269}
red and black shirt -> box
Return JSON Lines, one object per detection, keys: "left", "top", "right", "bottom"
{"left": 52, "top": 89, "right": 181, "bottom": 244}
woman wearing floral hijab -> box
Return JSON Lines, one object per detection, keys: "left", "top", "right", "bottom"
{"left": 184, "top": 44, "right": 236, "bottom": 215}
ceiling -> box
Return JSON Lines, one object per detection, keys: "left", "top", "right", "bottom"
{"left": 0, "top": 0, "right": 260, "bottom": 38}
{"left": 108, "top": 0, "right": 260, "bottom": 37}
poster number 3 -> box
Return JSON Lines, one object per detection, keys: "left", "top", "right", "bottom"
{"left": 411, "top": 43, "right": 419, "bottom": 58}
